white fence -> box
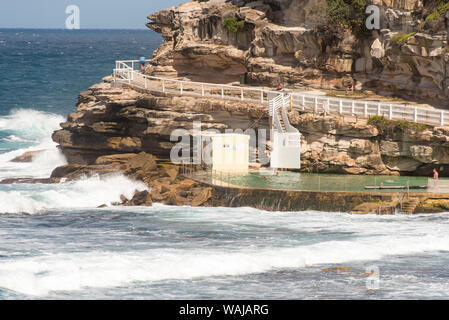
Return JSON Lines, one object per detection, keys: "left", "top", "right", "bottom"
{"left": 114, "top": 60, "right": 280, "bottom": 104}
{"left": 292, "top": 93, "right": 449, "bottom": 126}
{"left": 114, "top": 60, "right": 449, "bottom": 127}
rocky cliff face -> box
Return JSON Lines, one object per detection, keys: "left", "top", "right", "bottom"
{"left": 50, "top": 0, "right": 449, "bottom": 178}
{"left": 146, "top": 0, "right": 449, "bottom": 106}
{"left": 52, "top": 76, "right": 449, "bottom": 176}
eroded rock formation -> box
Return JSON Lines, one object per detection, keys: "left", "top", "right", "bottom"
{"left": 146, "top": 0, "right": 449, "bottom": 106}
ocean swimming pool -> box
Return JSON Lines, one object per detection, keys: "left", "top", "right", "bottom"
{"left": 197, "top": 171, "right": 447, "bottom": 193}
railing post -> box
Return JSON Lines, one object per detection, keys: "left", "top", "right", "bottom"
{"left": 364, "top": 102, "right": 368, "bottom": 118}
{"left": 162, "top": 79, "right": 165, "bottom": 92}
{"left": 389, "top": 104, "right": 392, "bottom": 120}
{"left": 180, "top": 82, "right": 183, "bottom": 95}
{"left": 414, "top": 107, "right": 417, "bottom": 122}
{"left": 377, "top": 103, "right": 381, "bottom": 116}
{"left": 202, "top": 83, "right": 205, "bottom": 97}
{"left": 339, "top": 99, "right": 342, "bottom": 115}
{"left": 441, "top": 110, "right": 444, "bottom": 126}
{"left": 241, "top": 88, "right": 244, "bottom": 101}
{"left": 351, "top": 101, "right": 355, "bottom": 116}
{"left": 314, "top": 97, "right": 318, "bottom": 114}
{"left": 221, "top": 87, "right": 224, "bottom": 99}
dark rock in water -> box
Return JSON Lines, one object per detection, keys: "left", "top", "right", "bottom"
{"left": 50, "top": 164, "right": 121, "bottom": 181}
{"left": 51, "top": 164, "right": 87, "bottom": 178}
{"left": 0, "top": 178, "right": 57, "bottom": 184}
{"left": 10, "top": 150, "right": 45, "bottom": 163}
{"left": 97, "top": 204, "right": 108, "bottom": 208}
{"left": 123, "top": 190, "right": 153, "bottom": 206}
{"left": 120, "top": 194, "right": 128, "bottom": 203}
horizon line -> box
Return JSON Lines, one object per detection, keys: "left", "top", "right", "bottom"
{"left": 0, "top": 27, "right": 151, "bottom": 31}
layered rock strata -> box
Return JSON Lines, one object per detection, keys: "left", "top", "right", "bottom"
{"left": 52, "top": 77, "right": 449, "bottom": 176}
{"left": 146, "top": 0, "right": 449, "bottom": 106}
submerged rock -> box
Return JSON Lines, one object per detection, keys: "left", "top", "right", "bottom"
{"left": 10, "top": 150, "right": 45, "bottom": 163}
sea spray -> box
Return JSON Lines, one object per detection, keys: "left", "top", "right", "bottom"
{"left": 0, "top": 174, "right": 148, "bottom": 214}
{"left": 0, "top": 109, "right": 68, "bottom": 179}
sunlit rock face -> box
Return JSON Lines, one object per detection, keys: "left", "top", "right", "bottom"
{"left": 146, "top": 0, "right": 448, "bottom": 106}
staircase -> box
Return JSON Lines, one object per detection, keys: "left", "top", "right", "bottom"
{"left": 400, "top": 197, "right": 421, "bottom": 214}
{"left": 276, "top": 108, "right": 287, "bottom": 132}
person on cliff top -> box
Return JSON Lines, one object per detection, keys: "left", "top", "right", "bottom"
{"left": 346, "top": 80, "right": 355, "bottom": 94}
{"left": 140, "top": 57, "right": 146, "bottom": 72}
{"left": 276, "top": 82, "right": 284, "bottom": 91}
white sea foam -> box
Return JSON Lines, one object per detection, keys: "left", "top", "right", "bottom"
{"left": 1, "top": 209, "right": 449, "bottom": 296}
{"left": 0, "top": 174, "right": 148, "bottom": 215}
{"left": 0, "top": 109, "right": 67, "bottom": 179}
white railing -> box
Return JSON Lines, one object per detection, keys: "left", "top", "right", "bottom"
{"left": 113, "top": 59, "right": 449, "bottom": 127}
{"left": 113, "top": 60, "right": 280, "bottom": 104}
{"left": 292, "top": 93, "right": 449, "bottom": 127}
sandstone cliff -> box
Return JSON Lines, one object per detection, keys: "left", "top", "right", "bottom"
{"left": 52, "top": 77, "right": 449, "bottom": 177}
{"left": 51, "top": 0, "right": 449, "bottom": 179}
{"left": 146, "top": 0, "right": 449, "bottom": 106}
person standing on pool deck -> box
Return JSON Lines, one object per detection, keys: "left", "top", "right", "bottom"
{"left": 140, "top": 57, "right": 146, "bottom": 72}
{"left": 433, "top": 168, "right": 439, "bottom": 188}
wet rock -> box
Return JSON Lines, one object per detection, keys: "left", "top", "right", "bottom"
{"left": 124, "top": 190, "right": 153, "bottom": 206}
{"left": 191, "top": 187, "right": 212, "bottom": 207}
{"left": 10, "top": 150, "right": 45, "bottom": 163}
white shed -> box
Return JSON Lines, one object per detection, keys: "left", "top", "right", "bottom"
{"left": 210, "top": 133, "right": 250, "bottom": 173}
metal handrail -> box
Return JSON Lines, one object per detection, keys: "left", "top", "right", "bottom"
{"left": 114, "top": 59, "right": 448, "bottom": 127}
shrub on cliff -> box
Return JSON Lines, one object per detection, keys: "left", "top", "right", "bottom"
{"left": 368, "top": 116, "right": 427, "bottom": 135}
{"left": 422, "top": 0, "right": 449, "bottom": 32}
{"left": 326, "top": 0, "right": 370, "bottom": 37}
{"left": 223, "top": 17, "right": 245, "bottom": 33}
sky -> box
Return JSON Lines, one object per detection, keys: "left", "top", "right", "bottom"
{"left": 0, "top": 0, "right": 186, "bottom": 29}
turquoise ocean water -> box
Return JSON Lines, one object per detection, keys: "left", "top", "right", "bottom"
{"left": 1, "top": 29, "right": 449, "bottom": 300}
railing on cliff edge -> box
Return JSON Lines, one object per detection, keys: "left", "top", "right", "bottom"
{"left": 113, "top": 60, "right": 449, "bottom": 127}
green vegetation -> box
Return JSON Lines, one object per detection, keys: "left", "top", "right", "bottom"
{"left": 424, "top": 0, "right": 449, "bottom": 31}
{"left": 368, "top": 116, "right": 427, "bottom": 134}
{"left": 394, "top": 120, "right": 427, "bottom": 131}
{"left": 426, "top": 0, "right": 449, "bottom": 22}
{"left": 367, "top": 115, "right": 390, "bottom": 132}
{"left": 391, "top": 32, "right": 416, "bottom": 45}
{"left": 223, "top": 17, "right": 245, "bottom": 33}
{"left": 326, "top": 0, "right": 370, "bottom": 37}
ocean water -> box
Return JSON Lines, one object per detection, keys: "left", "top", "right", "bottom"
{"left": 1, "top": 29, "right": 449, "bottom": 300}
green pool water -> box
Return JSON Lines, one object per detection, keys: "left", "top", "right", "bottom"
{"left": 200, "top": 171, "right": 443, "bottom": 193}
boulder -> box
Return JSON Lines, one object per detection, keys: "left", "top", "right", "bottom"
{"left": 191, "top": 187, "right": 213, "bottom": 207}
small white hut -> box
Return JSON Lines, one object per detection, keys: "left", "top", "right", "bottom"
{"left": 209, "top": 133, "right": 250, "bottom": 173}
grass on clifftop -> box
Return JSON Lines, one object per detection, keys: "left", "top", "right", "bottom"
{"left": 367, "top": 116, "right": 427, "bottom": 134}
